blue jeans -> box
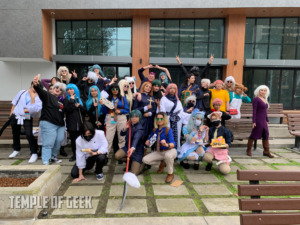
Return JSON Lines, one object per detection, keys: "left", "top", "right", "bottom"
{"left": 39, "top": 120, "right": 65, "bottom": 164}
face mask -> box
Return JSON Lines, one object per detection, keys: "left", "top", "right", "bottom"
{"left": 195, "top": 119, "right": 202, "bottom": 126}
{"left": 84, "top": 135, "right": 93, "bottom": 142}
{"left": 212, "top": 120, "right": 221, "bottom": 127}
{"left": 187, "top": 102, "right": 194, "bottom": 108}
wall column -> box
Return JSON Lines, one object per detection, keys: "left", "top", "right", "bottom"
{"left": 132, "top": 15, "right": 150, "bottom": 87}
{"left": 223, "top": 14, "right": 246, "bottom": 84}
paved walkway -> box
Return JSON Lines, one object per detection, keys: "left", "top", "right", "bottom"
{"left": 0, "top": 142, "right": 299, "bottom": 224}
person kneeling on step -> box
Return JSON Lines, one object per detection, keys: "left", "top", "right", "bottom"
{"left": 203, "top": 112, "right": 232, "bottom": 175}
{"left": 143, "top": 112, "right": 177, "bottom": 183}
{"left": 71, "top": 121, "right": 108, "bottom": 182}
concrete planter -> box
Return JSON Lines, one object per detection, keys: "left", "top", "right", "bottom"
{"left": 0, "top": 165, "right": 61, "bottom": 219}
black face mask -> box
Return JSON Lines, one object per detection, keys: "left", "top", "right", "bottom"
{"left": 187, "top": 102, "right": 195, "bottom": 108}
{"left": 83, "top": 135, "right": 93, "bottom": 142}
{"left": 212, "top": 120, "right": 221, "bottom": 127}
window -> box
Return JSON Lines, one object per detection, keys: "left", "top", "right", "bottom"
{"left": 150, "top": 19, "right": 224, "bottom": 58}
{"left": 243, "top": 68, "right": 300, "bottom": 109}
{"left": 245, "top": 18, "right": 300, "bottom": 60}
{"left": 56, "top": 20, "right": 131, "bottom": 56}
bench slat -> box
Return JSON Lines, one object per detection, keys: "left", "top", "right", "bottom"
{"left": 239, "top": 199, "right": 300, "bottom": 211}
{"left": 237, "top": 170, "right": 300, "bottom": 181}
{"left": 238, "top": 184, "right": 300, "bottom": 196}
{"left": 240, "top": 213, "right": 300, "bottom": 225}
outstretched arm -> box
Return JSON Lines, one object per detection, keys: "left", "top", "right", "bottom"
{"left": 155, "top": 65, "right": 172, "bottom": 82}
{"left": 176, "top": 55, "right": 189, "bottom": 77}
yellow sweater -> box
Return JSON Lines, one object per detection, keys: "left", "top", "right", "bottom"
{"left": 209, "top": 89, "right": 230, "bottom": 112}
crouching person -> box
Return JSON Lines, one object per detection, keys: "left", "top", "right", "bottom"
{"left": 143, "top": 112, "right": 177, "bottom": 183}
{"left": 71, "top": 121, "right": 108, "bottom": 182}
{"left": 115, "top": 110, "right": 144, "bottom": 175}
{"left": 203, "top": 112, "right": 231, "bottom": 175}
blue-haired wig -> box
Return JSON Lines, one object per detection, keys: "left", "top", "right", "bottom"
{"left": 66, "top": 83, "right": 83, "bottom": 106}
{"left": 86, "top": 85, "right": 101, "bottom": 116}
{"left": 91, "top": 64, "right": 105, "bottom": 77}
{"left": 187, "top": 109, "right": 205, "bottom": 133}
{"left": 159, "top": 72, "right": 169, "bottom": 84}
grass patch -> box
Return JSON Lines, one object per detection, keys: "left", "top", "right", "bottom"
{"left": 12, "top": 159, "right": 23, "bottom": 165}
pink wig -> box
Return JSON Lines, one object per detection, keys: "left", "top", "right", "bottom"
{"left": 212, "top": 98, "right": 223, "bottom": 105}
{"left": 165, "top": 83, "right": 179, "bottom": 101}
{"left": 214, "top": 80, "right": 224, "bottom": 85}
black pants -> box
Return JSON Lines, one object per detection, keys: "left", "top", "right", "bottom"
{"left": 71, "top": 154, "right": 107, "bottom": 178}
{"left": 10, "top": 114, "right": 37, "bottom": 154}
{"left": 68, "top": 130, "right": 80, "bottom": 155}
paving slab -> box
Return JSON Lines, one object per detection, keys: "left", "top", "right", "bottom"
{"left": 224, "top": 174, "right": 248, "bottom": 183}
{"left": 109, "top": 185, "right": 146, "bottom": 196}
{"left": 274, "top": 165, "right": 300, "bottom": 171}
{"left": 64, "top": 186, "right": 103, "bottom": 197}
{"left": 148, "top": 165, "right": 177, "bottom": 173}
{"left": 152, "top": 185, "right": 189, "bottom": 196}
{"left": 193, "top": 184, "right": 232, "bottom": 195}
{"left": 114, "top": 165, "right": 127, "bottom": 174}
{"left": 0, "top": 159, "right": 18, "bottom": 165}
{"left": 19, "top": 159, "right": 43, "bottom": 165}
{"left": 243, "top": 165, "right": 275, "bottom": 170}
{"left": 204, "top": 216, "right": 240, "bottom": 225}
{"left": 156, "top": 199, "right": 199, "bottom": 213}
{"left": 202, "top": 198, "right": 240, "bottom": 212}
{"left": 33, "top": 217, "right": 208, "bottom": 225}
{"left": 61, "top": 160, "right": 76, "bottom": 166}
{"left": 150, "top": 174, "right": 182, "bottom": 183}
{"left": 0, "top": 220, "right": 35, "bottom": 225}
{"left": 270, "top": 149, "right": 291, "bottom": 153}
{"left": 71, "top": 174, "right": 105, "bottom": 184}
{"left": 276, "top": 153, "right": 300, "bottom": 159}
{"left": 61, "top": 165, "right": 73, "bottom": 174}
{"left": 217, "top": 165, "right": 240, "bottom": 173}
{"left": 61, "top": 174, "right": 69, "bottom": 184}
{"left": 233, "top": 158, "right": 263, "bottom": 164}
{"left": 261, "top": 158, "right": 291, "bottom": 164}
{"left": 112, "top": 174, "right": 144, "bottom": 183}
{"left": 186, "top": 174, "right": 220, "bottom": 183}
{"left": 290, "top": 158, "right": 300, "bottom": 163}
{"left": 52, "top": 199, "right": 99, "bottom": 215}
{"left": 106, "top": 199, "right": 147, "bottom": 214}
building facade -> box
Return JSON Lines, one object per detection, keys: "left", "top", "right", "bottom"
{"left": 1, "top": 0, "right": 300, "bottom": 109}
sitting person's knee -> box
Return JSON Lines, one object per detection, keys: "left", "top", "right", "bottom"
{"left": 219, "top": 163, "right": 231, "bottom": 175}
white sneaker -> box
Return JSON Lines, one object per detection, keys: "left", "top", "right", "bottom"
{"left": 28, "top": 154, "right": 38, "bottom": 163}
{"left": 9, "top": 150, "right": 20, "bottom": 158}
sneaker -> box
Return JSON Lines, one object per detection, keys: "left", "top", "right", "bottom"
{"left": 51, "top": 157, "right": 62, "bottom": 163}
{"left": 96, "top": 173, "right": 104, "bottom": 181}
{"left": 28, "top": 154, "right": 38, "bottom": 163}
{"left": 9, "top": 150, "right": 20, "bottom": 158}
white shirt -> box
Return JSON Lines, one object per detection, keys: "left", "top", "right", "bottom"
{"left": 12, "top": 90, "right": 42, "bottom": 124}
{"left": 75, "top": 130, "right": 108, "bottom": 169}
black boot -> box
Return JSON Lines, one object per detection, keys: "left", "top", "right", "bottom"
{"left": 60, "top": 147, "right": 68, "bottom": 157}
{"left": 180, "top": 161, "right": 190, "bottom": 169}
{"left": 205, "top": 163, "right": 212, "bottom": 171}
{"left": 69, "top": 155, "right": 76, "bottom": 162}
{"left": 193, "top": 162, "right": 199, "bottom": 170}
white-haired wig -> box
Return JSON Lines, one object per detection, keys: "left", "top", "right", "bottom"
{"left": 184, "top": 95, "right": 197, "bottom": 106}
{"left": 53, "top": 82, "right": 67, "bottom": 94}
{"left": 201, "top": 78, "right": 211, "bottom": 87}
{"left": 87, "top": 71, "right": 98, "bottom": 84}
{"left": 254, "top": 85, "right": 270, "bottom": 108}
{"left": 125, "top": 76, "right": 137, "bottom": 93}
{"left": 57, "top": 66, "right": 70, "bottom": 84}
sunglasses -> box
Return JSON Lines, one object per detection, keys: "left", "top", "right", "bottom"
{"left": 112, "top": 88, "right": 119, "bottom": 91}
{"left": 124, "top": 85, "right": 129, "bottom": 88}
{"left": 129, "top": 82, "right": 134, "bottom": 85}
{"left": 54, "top": 87, "right": 63, "bottom": 91}
{"left": 62, "top": 70, "right": 67, "bottom": 72}
{"left": 227, "top": 81, "right": 233, "bottom": 83}
{"left": 156, "top": 117, "right": 164, "bottom": 121}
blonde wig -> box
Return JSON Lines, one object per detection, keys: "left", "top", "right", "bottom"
{"left": 57, "top": 66, "right": 71, "bottom": 84}
{"left": 118, "top": 79, "right": 133, "bottom": 111}
{"left": 154, "top": 112, "right": 169, "bottom": 129}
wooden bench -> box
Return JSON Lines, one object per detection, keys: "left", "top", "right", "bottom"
{"left": 237, "top": 170, "right": 300, "bottom": 225}
{"left": 286, "top": 114, "right": 300, "bottom": 149}
{"left": 241, "top": 103, "right": 285, "bottom": 123}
